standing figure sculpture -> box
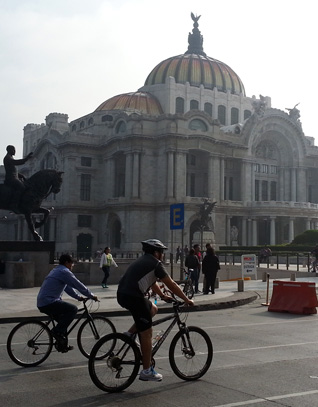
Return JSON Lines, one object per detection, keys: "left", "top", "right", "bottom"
{"left": 3, "top": 145, "right": 33, "bottom": 213}
{"left": 0, "top": 146, "right": 63, "bottom": 241}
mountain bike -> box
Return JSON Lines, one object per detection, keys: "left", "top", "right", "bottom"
{"left": 7, "top": 298, "right": 115, "bottom": 367}
{"left": 88, "top": 298, "right": 213, "bottom": 393}
{"left": 180, "top": 268, "right": 194, "bottom": 299}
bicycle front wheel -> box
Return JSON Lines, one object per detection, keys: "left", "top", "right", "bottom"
{"left": 77, "top": 315, "right": 116, "bottom": 358}
{"left": 183, "top": 281, "right": 194, "bottom": 299}
{"left": 89, "top": 333, "right": 141, "bottom": 393}
{"left": 7, "top": 320, "right": 53, "bottom": 367}
{"left": 169, "top": 326, "right": 213, "bottom": 380}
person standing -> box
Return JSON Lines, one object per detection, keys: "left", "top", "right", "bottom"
{"left": 193, "top": 244, "right": 202, "bottom": 293}
{"left": 185, "top": 248, "right": 200, "bottom": 294}
{"left": 99, "top": 247, "right": 118, "bottom": 288}
{"left": 202, "top": 246, "right": 220, "bottom": 294}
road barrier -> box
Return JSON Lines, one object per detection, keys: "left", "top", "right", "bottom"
{"left": 268, "top": 280, "right": 318, "bottom": 314}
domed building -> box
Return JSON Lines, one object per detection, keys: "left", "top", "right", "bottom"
{"left": 3, "top": 14, "right": 318, "bottom": 256}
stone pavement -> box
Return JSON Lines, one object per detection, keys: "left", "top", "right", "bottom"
{"left": 0, "top": 280, "right": 262, "bottom": 324}
{"left": 2, "top": 276, "right": 318, "bottom": 324}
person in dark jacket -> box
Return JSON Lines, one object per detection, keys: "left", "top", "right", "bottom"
{"left": 185, "top": 248, "right": 200, "bottom": 293}
{"left": 202, "top": 247, "right": 220, "bottom": 294}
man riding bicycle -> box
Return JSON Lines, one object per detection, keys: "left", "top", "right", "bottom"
{"left": 117, "top": 239, "right": 194, "bottom": 382}
{"left": 37, "top": 254, "right": 98, "bottom": 353}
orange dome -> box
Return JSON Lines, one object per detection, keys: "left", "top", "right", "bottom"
{"left": 95, "top": 91, "right": 163, "bottom": 116}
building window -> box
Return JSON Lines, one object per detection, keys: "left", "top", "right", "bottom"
{"left": 204, "top": 103, "right": 212, "bottom": 116}
{"left": 270, "top": 181, "right": 277, "bottom": 201}
{"left": 80, "top": 174, "right": 91, "bottom": 201}
{"left": 80, "top": 121, "right": 85, "bottom": 129}
{"left": 188, "top": 173, "right": 195, "bottom": 197}
{"left": 218, "top": 105, "right": 226, "bottom": 125}
{"left": 190, "top": 100, "right": 199, "bottom": 110}
{"left": 270, "top": 165, "right": 277, "bottom": 174}
{"left": 262, "top": 180, "right": 268, "bottom": 200}
{"left": 231, "top": 107, "right": 239, "bottom": 125}
{"left": 102, "top": 114, "right": 113, "bottom": 122}
{"left": 262, "top": 164, "right": 269, "bottom": 173}
{"left": 71, "top": 124, "right": 76, "bottom": 132}
{"left": 81, "top": 157, "right": 92, "bottom": 167}
{"left": 189, "top": 119, "right": 207, "bottom": 131}
{"left": 255, "top": 180, "right": 260, "bottom": 201}
{"left": 176, "top": 97, "right": 184, "bottom": 114}
{"left": 88, "top": 117, "right": 94, "bottom": 126}
{"left": 115, "top": 121, "right": 126, "bottom": 133}
{"left": 114, "top": 154, "right": 126, "bottom": 197}
{"left": 254, "top": 163, "right": 260, "bottom": 172}
{"left": 244, "top": 110, "right": 252, "bottom": 120}
{"left": 187, "top": 154, "right": 196, "bottom": 166}
{"left": 78, "top": 215, "right": 92, "bottom": 227}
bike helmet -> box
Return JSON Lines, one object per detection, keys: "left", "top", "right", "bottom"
{"left": 141, "top": 239, "right": 168, "bottom": 253}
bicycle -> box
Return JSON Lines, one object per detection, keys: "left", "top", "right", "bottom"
{"left": 180, "top": 268, "right": 194, "bottom": 299}
{"left": 88, "top": 298, "right": 213, "bottom": 393}
{"left": 7, "top": 298, "right": 116, "bottom": 367}
{"left": 145, "top": 282, "right": 174, "bottom": 301}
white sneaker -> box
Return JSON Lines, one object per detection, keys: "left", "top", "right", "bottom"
{"left": 139, "top": 367, "right": 163, "bottom": 381}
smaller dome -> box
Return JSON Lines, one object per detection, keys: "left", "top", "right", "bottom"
{"left": 95, "top": 91, "right": 163, "bottom": 116}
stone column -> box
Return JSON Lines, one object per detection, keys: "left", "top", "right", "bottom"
{"left": 289, "top": 218, "right": 295, "bottom": 242}
{"left": 242, "top": 217, "right": 247, "bottom": 245}
{"left": 213, "top": 156, "right": 221, "bottom": 202}
{"left": 132, "top": 152, "right": 140, "bottom": 198}
{"left": 105, "top": 158, "right": 114, "bottom": 199}
{"left": 247, "top": 218, "right": 252, "bottom": 245}
{"left": 270, "top": 217, "right": 276, "bottom": 245}
{"left": 291, "top": 168, "right": 296, "bottom": 202}
{"left": 297, "top": 168, "right": 307, "bottom": 202}
{"left": 252, "top": 218, "right": 258, "bottom": 246}
{"left": 220, "top": 158, "right": 225, "bottom": 201}
{"left": 306, "top": 219, "right": 311, "bottom": 231}
{"left": 175, "top": 151, "right": 186, "bottom": 199}
{"left": 227, "top": 216, "right": 231, "bottom": 246}
{"left": 208, "top": 154, "right": 213, "bottom": 199}
{"left": 167, "top": 151, "right": 174, "bottom": 198}
{"left": 125, "top": 153, "right": 133, "bottom": 199}
{"left": 278, "top": 167, "right": 284, "bottom": 201}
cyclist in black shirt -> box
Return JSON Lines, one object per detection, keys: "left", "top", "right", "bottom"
{"left": 117, "top": 239, "right": 194, "bottom": 382}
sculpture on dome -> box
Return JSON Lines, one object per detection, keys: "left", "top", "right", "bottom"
{"left": 186, "top": 12, "right": 206, "bottom": 56}
{"left": 252, "top": 95, "right": 267, "bottom": 117}
{"left": 0, "top": 146, "right": 63, "bottom": 241}
{"left": 286, "top": 103, "right": 301, "bottom": 122}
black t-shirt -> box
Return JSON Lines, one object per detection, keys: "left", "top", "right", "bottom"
{"left": 118, "top": 253, "right": 168, "bottom": 298}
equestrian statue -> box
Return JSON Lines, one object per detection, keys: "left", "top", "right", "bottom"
{"left": 1, "top": 145, "right": 63, "bottom": 241}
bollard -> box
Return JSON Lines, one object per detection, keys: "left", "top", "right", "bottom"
{"left": 262, "top": 273, "right": 270, "bottom": 306}
{"left": 237, "top": 279, "right": 244, "bottom": 292}
{"left": 290, "top": 272, "right": 296, "bottom": 281}
{"left": 215, "top": 277, "right": 219, "bottom": 289}
{"left": 262, "top": 271, "right": 267, "bottom": 282}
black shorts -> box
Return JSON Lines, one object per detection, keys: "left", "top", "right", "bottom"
{"left": 117, "top": 292, "right": 152, "bottom": 332}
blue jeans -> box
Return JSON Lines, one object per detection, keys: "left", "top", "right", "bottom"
{"left": 38, "top": 300, "right": 78, "bottom": 336}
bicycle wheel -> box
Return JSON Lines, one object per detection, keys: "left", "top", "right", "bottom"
{"left": 183, "top": 281, "right": 194, "bottom": 299}
{"left": 89, "top": 333, "right": 141, "bottom": 393}
{"left": 77, "top": 315, "right": 116, "bottom": 358}
{"left": 169, "top": 326, "right": 213, "bottom": 380}
{"left": 7, "top": 320, "right": 53, "bottom": 367}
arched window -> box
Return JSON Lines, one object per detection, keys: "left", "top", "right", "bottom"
{"left": 80, "top": 121, "right": 85, "bottom": 129}
{"left": 218, "top": 105, "right": 226, "bottom": 125}
{"left": 204, "top": 103, "right": 212, "bottom": 116}
{"left": 231, "top": 108, "right": 239, "bottom": 124}
{"left": 190, "top": 100, "right": 199, "bottom": 110}
{"left": 115, "top": 121, "right": 126, "bottom": 134}
{"left": 88, "top": 117, "right": 94, "bottom": 126}
{"left": 102, "top": 114, "right": 113, "bottom": 122}
{"left": 189, "top": 119, "right": 207, "bottom": 131}
{"left": 71, "top": 124, "right": 76, "bottom": 132}
{"left": 176, "top": 97, "right": 184, "bottom": 114}
{"left": 244, "top": 110, "right": 252, "bottom": 120}
{"left": 40, "top": 152, "right": 57, "bottom": 170}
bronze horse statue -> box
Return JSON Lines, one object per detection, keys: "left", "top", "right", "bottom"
{"left": 0, "top": 169, "right": 63, "bottom": 241}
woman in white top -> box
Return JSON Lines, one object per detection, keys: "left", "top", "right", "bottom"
{"left": 99, "top": 247, "right": 118, "bottom": 288}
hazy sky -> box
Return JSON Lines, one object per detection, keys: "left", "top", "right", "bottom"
{"left": 0, "top": 0, "right": 316, "bottom": 158}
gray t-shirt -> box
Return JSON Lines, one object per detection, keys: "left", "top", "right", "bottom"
{"left": 118, "top": 253, "right": 168, "bottom": 298}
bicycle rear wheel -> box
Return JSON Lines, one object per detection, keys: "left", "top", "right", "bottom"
{"left": 77, "top": 315, "right": 116, "bottom": 358}
{"left": 7, "top": 320, "right": 53, "bottom": 367}
{"left": 89, "top": 333, "right": 141, "bottom": 393}
{"left": 183, "top": 281, "right": 194, "bottom": 299}
{"left": 169, "top": 326, "right": 213, "bottom": 380}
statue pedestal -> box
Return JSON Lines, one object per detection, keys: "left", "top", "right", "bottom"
{"left": 193, "top": 231, "right": 215, "bottom": 247}
{"left": 0, "top": 241, "right": 55, "bottom": 288}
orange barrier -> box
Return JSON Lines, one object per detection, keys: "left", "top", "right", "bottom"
{"left": 268, "top": 280, "right": 318, "bottom": 314}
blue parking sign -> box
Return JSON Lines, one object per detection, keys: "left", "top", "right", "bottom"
{"left": 170, "top": 204, "right": 184, "bottom": 230}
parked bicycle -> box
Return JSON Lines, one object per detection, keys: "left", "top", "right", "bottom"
{"left": 145, "top": 281, "right": 173, "bottom": 301}
{"left": 88, "top": 297, "right": 213, "bottom": 393}
{"left": 180, "top": 268, "right": 194, "bottom": 299}
{"left": 7, "top": 298, "right": 115, "bottom": 367}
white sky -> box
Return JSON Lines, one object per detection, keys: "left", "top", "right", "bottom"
{"left": 0, "top": 0, "right": 316, "bottom": 158}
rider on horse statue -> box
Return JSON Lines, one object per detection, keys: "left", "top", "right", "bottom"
{"left": 3, "top": 145, "right": 33, "bottom": 213}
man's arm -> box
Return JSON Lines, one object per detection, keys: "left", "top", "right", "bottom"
{"left": 159, "top": 275, "right": 194, "bottom": 305}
